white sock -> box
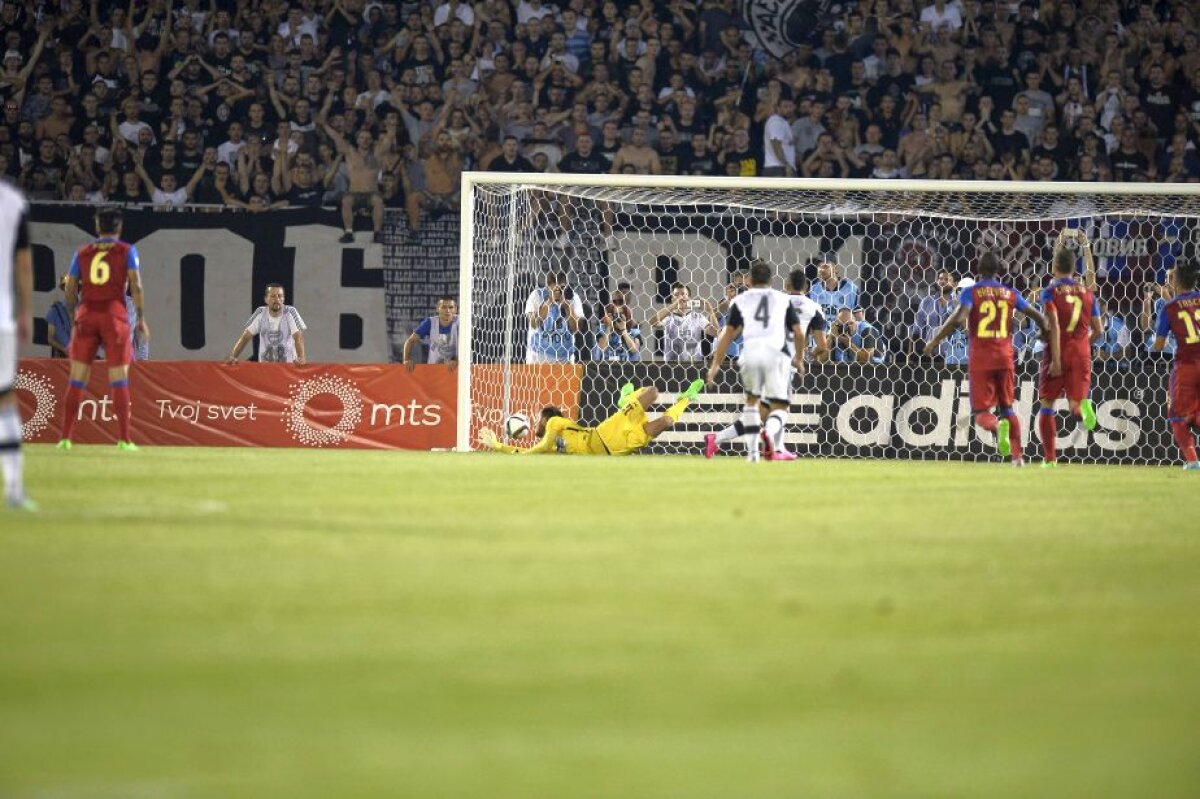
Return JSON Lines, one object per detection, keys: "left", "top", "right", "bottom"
{"left": 714, "top": 421, "right": 743, "bottom": 444}
{"left": 0, "top": 405, "right": 24, "bottom": 504}
{"left": 741, "top": 405, "right": 761, "bottom": 461}
{"left": 765, "top": 409, "right": 787, "bottom": 454}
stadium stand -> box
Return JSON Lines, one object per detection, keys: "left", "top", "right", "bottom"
{"left": 5, "top": 0, "right": 1199, "bottom": 364}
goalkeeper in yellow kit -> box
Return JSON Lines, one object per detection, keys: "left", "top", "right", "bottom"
{"left": 479, "top": 379, "right": 704, "bottom": 455}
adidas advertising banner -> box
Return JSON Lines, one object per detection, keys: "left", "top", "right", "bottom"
{"left": 578, "top": 362, "right": 1175, "bottom": 465}
{"left": 16, "top": 360, "right": 455, "bottom": 449}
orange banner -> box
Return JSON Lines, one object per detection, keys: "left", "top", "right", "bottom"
{"left": 15, "top": 360, "right": 456, "bottom": 449}
{"left": 468, "top": 364, "right": 583, "bottom": 445}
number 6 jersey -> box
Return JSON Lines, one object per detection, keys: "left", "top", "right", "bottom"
{"left": 68, "top": 237, "right": 140, "bottom": 316}
{"left": 959, "top": 279, "right": 1030, "bottom": 370}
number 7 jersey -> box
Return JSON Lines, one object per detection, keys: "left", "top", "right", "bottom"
{"left": 68, "top": 237, "right": 140, "bottom": 312}
{"left": 960, "top": 279, "right": 1030, "bottom": 370}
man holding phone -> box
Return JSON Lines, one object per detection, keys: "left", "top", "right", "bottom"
{"left": 650, "top": 282, "right": 719, "bottom": 362}
{"left": 525, "top": 271, "right": 583, "bottom": 363}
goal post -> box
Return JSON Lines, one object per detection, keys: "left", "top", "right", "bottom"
{"left": 457, "top": 174, "right": 1200, "bottom": 464}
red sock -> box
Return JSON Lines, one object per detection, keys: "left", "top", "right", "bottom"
{"left": 60, "top": 382, "right": 84, "bottom": 440}
{"left": 112, "top": 383, "right": 131, "bottom": 442}
{"left": 1171, "top": 421, "right": 1198, "bottom": 463}
{"left": 975, "top": 412, "right": 998, "bottom": 432}
{"left": 1006, "top": 414, "right": 1023, "bottom": 459}
{"left": 1039, "top": 411, "right": 1057, "bottom": 462}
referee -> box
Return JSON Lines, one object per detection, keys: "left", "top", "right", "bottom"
{"left": 0, "top": 178, "right": 34, "bottom": 510}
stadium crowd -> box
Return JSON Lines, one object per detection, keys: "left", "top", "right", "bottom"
{"left": 5, "top": 0, "right": 1196, "bottom": 363}
{"left": 1, "top": 0, "right": 1198, "bottom": 218}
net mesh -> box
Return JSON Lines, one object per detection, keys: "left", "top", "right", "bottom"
{"left": 464, "top": 180, "right": 1199, "bottom": 465}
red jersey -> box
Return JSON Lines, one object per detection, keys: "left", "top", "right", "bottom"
{"left": 1039, "top": 279, "right": 1098, "bottom": 362}
{"left": 961, "top": 279, "right": 1030, "bottom": 371}
{"left": 1156, "top": 291, "right": 1200, "bottom": 365}
{"left": 69, "top": 238, "right": 140, "bottom": 316}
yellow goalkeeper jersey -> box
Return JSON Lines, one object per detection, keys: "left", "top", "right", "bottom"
{"left": 494, "top": 404, "right": 651, "bottom": 456}
{"left": 495, "top": 416, "right": 603, "bottom": 455}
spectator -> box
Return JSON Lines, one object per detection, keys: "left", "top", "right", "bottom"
{"left": 272, "top": 146, "right": 325, "bottom": 208}
{"left": 719, "top": 127, "right": 759, "bottom": 176}
{"left": 487, "top": 135, "right": 536, "bottom": 171}
{"left": 225, "top": 284, "right": 308, "bottom": 365}
{"left": 762, "top": 96, "right": 796, "bottom": 177}
{"left": 809, "top": 261, "right": 861, "bottom": 321}
{"left": 826, "top": 307, "right": 887, "bottom": 364}
{"left": 525, "top": 272, "right": 582, "bottom": 364}
{"left": 593, "top": 311, "right": 643, "bottom": 362}
{"left": 1111, "top": 127, "right": 1152, "bottom": 182}
{"left": 132, "top": 150, "right": 205, "bottom": 207}
{"left": 406, "top": 127, "right": 464, "bottom": 244}
{"left": 610, "top": 125, "right": 660, "bottom": 174}
{"left": 1095, "top": 299, "right": 1134, "bottom": 370}
{"left": 606, "top": 281, "right": 635, "bottom": 328}
{"left": 44, "top": 275, "right": 71, "bottom": 359}
{"left": 650, "top": 282, "right": 718, "bottom": 363}
{"left": 680, "top": 132, "right": 719, "bottom": 176}
{"left": 403, "top": 295, "right": 459, "bottom": 368}
{"left": 321, "top": 116, "right": 395, "bottom": 244}
{"left": 1141, "top": 277, "right": 1177, "bottom": 358}
{"left": 655, "top": 127, "right": 682, "bottom": 175}
{"left": 912, "top": 270, "right": 958, "bottom": 362}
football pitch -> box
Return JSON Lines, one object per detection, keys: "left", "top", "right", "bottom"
{"left": 3, "top": 446, "right": 1199, "bottom": 799}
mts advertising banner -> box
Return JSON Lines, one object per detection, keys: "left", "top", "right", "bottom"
{"left": 577, "top": 361, "right": 1175, "bottom": 465}
{"left": 16, "top": 360, "right": 455, "bottom": 449}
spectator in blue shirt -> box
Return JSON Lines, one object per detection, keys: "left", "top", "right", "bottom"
{"left": 527, "top": 275, "right": 581, "bottom": 363}
{"left": 1141, "top": 281, "right": 1176, "bottom": 357}
{"left": 127, "top": 295, "right": 150, "bottom": 361}
{"left": 826, "top": 307, "right": 887, "bottom": 364}
{"left": 1095, "top": 299, "right": 1134, "bottom": 370}
{"left": 403, "top": 296, "right": 458, "bottom": 368}
{"left": 44, "top": 274, "right": 71, "bottom": 358}
{"left": 593, "top": 313, "right": 643, "bottom": 361}
{"left": 716, "top": 272, "right": 747, "bottom": 359}
{"left": 809, "top": 260, "right": 860, "bottom": 322}
{"left": 912, "top": 270, "right": 966, "bottom": 363}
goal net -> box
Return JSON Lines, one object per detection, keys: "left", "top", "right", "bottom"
{"left": 458, "top": 176, "right": 1200, "bottom": 465}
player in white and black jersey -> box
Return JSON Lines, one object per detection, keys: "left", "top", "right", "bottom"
{"left": 704, "top": 260, "right": 806, "bottom": 462}
{"left": 705, "top": 268, "right": 829, "bottom": 460}
{"left": 785, "top": 270, "right": 830, "bottom": 358}
{"left": 0, "top": 179, "right": 34, "bottom": 510}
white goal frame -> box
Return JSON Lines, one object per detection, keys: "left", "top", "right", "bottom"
{"left": 456, "top": 174, "right": 1200, "bottom": 455}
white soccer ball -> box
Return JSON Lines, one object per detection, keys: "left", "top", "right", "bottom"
{"left": 504, "top": 412, "right": 531, "bottom": 439}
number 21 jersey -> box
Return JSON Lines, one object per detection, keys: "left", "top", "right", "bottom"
{"left": 960, "top": 279, "right": 1030, "bottom": 371}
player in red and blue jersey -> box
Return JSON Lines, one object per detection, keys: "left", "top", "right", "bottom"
{"left": 57, "top": 208, "right": 149, "bottom": 451}
{"left": 1152, "top": 263, "right": 1200, "bottom": 470}
{"left": 1037, "top": 229, "right": 1103, "bottom": 468}
{"left": 925, "top": 252, "right": 1050, "bottom": 466}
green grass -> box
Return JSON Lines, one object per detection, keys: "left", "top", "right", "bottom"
{"left": 3, "top": 446, "right": 1199, "bottom": 799}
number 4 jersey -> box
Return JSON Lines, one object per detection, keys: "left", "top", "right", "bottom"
{"left": 727, "top": 287, "right": 801, "bottom": 356}
{"left": 68, "top": 237, "right": 140, "bottom": 317}
{"left": 960, "top": 279, "right": 1030, "bottom": 370}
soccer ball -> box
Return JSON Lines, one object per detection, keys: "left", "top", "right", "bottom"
{"left": 504, "top": 413, "right": 531, "bottom": 439}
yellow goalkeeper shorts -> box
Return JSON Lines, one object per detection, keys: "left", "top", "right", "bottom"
{"left": 592, "top": 401, "right": 651, "bottom": 455}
